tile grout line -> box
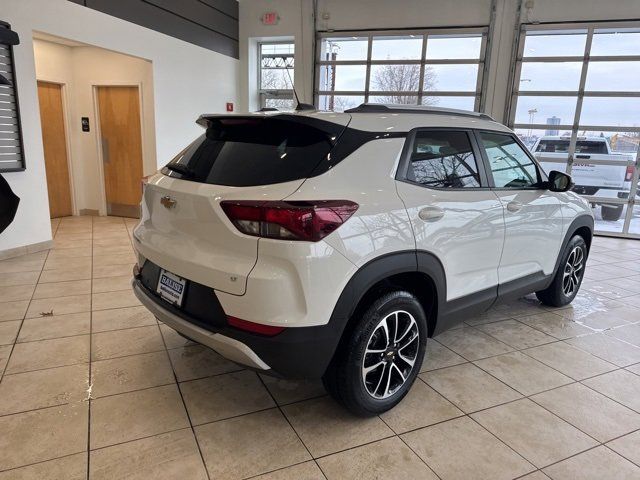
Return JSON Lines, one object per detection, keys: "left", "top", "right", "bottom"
{"left": 242, "top": 458, "right": 326, "bottom": 480}
{"left": 86, "top": 216, "right": 98, "bottom": 480}
{"left": 420, "top": 340, "right": 640, "bottom": 460}
{"left": 441, "top": 314, "right": 640, "bottom": 392}
{"left": 155, "top": 320, "right": 213, "bottom": 480}
{"left": 0, "top": 249, "right": 51, "bottom": 383}
{"left": 577, "top": 377, "right": 640, "bottom": 417}
{"left": 461, "top": 343, "right": 640, "bottom": 437}
{"left": 254, "top": 373, "right": 328, "bottom": 479}
{"left": 0, "top": 450, "right": 85, "bottom": 476}
{"left": 601, "top": 426, "right": 640, "bottom": 470}
{"left": 373, "top": 402, "right": 445, "bottom": 480}
{"left": 466, "top": 414, "right": 540, "bottom": 474}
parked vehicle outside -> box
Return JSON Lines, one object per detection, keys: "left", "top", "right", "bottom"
{"left": 132, "top": 104, "right": 594, "bottom": 415}
{"left": 531, "top": 135, "right": 636, "bottom": 221}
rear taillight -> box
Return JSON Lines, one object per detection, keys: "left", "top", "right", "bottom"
{"left": 227, "top": 316, "right": 285, "bottom": 336}
{"left": 220, "top": 200, "right": 358, "bottom": 242}
{"left": 626, "top": 166, "right": 635, "bottom": 182}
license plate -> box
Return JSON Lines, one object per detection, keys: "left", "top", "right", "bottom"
{"left": 156, "top": 269, "right": 187, "bottom": 307}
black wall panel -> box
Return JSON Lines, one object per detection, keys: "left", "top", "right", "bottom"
{"left": 68, "top": 0, "right": 238, "bottom": 58}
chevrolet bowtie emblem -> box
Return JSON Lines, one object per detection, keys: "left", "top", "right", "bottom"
{"left": 160, "top": 196, "right": 177, "bottom": 209}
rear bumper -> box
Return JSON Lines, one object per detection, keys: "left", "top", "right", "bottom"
{"left": 132, "top": 280, "right": 270, "bottom": 371}
{"left": 132, "top": 277, "right": 342, "bottom": 378}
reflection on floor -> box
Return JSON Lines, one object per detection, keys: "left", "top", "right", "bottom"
{"left": 0, "top": 215, "right": 639, "bottom": 479}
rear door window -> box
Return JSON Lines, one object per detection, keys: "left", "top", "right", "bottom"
{"left": 163, "top": 116, "right": 345, "bottom": 187}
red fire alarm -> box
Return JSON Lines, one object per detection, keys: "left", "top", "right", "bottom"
{"left": 262, "top": 12, "right": 279, "bottom": 25}
{"left": 226, "top": 102, "right": 234, "bottom": 112}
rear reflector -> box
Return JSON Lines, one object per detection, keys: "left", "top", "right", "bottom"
{"left": 227, "top": 316, "right": 285, "bottom": 336}
{"left": 220, "top": 200, "right": 358, "bottom": 242}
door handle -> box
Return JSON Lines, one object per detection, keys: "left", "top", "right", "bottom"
{"left": 418, "top": 206, "right": 445, "bottom": 222}
{"left": 507, "top": 201, "right": 523, "bottom": 213}
{"left": 101, "top": 138, "right": 110, "bottom": 164}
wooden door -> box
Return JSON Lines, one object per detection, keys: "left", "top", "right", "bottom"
{"left": 96, "top": 86, "right": 143, "bottom": 218}
{"left": 37, "top": 81, "right": 72, "bottom": 218}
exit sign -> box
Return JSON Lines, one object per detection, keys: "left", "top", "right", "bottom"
{"left": 262, "top": 12, "right": 279, "bottom": 25}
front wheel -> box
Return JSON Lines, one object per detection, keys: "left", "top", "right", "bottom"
{"left": 323, "top": 290, "right": 427, "bottom": 416}
{"left": 536, "top": 235, "right": 587, "bottom": 307}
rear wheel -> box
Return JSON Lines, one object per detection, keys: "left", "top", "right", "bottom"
{"left": 601, "top": 204, "right": 623, "bottom": 221}
{"left": 323, "top": 290, "right": 427, "bottom": 416}
{"left": 536, "top": 235, "right": 587, "bottom": 307}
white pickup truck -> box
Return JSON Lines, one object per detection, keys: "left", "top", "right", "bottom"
{"left": 531, "top": 136, "right": 637, "bottom": 221}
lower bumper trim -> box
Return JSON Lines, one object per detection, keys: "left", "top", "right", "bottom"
{"left": 132, "top": 281, "right": 271, "bottom": 371}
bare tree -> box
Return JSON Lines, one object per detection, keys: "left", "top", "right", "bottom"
{"left": 332, "top": 96, "right": 361, "bottom": 112}
{"left": 412, "top": 152, "right": 477, "bottom": 187}
{"left": 260, "top": 68, "right": 295, "bottom": 110}
{"left": 261, "top": 68, "right": 291, "bottom": 90}
{"left": 370, "top": 64, "right": 438, "bottom": 105}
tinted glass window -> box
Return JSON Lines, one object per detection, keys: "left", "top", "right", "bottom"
{"left": 480, "top": 132, "right": 540, "bottom": 188}
{"left": 163, "top": 117, "right": 342, "bottom": 187}
{"left": 407, "top": 131, "right": 481, "bottom": 188}
{"left": 535, "top": 139, "right": 608, "bottom": 154}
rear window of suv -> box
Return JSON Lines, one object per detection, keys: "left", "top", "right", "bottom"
{"left": 535, "top": 140, "right": 608, "bottom": 154}
{"left": 162, "top": 116, "right": 346, "bottom": 187}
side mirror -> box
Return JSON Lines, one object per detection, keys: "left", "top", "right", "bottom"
{"left": 547, "top": 170, "right": 573, "bottom": 192}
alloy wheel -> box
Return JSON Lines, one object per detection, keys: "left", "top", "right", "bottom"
{"left": 562, "top": 245, "right": 584, "bottom": 297}
{"left": 361, "top": 310, "right": 419, "bottom": 399}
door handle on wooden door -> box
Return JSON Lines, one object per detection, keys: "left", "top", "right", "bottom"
{"left": 418, "top": 206, "right": 445, "bottom": 221}
{"left": 101, "top": 138, "right": 110, "bottom": 164}
{"left": 507, "top": 201, "right": 523, "bottom": 212}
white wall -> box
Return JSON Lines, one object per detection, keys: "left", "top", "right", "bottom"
{"left": 34, "top": 40, "right": 157, "bottom": 215}
{"left": 239, "top": 0, "right": 315, "bottom": 111}
{"left": 1, "top": 0, "right": 238, "bottom": 253}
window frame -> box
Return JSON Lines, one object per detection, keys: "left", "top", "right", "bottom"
{"left": 396, "top": 127, "right": 491, "bottom": 190}
{"left": 474, "top": 130, "right": 546, "bottom": 190}
{"left": 0, "top": 21, "right": 25, "bottom": 172}
{"left": 505, "top": 20, "right": 640, "bottom": 238}
{"left": 315, "top": 27, "right": 488, "bottom": 112}
{"left": 257, "top": 40, "right": 295, "bottom": 110}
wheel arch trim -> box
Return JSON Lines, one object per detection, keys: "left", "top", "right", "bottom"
{"left": 324, "top": 250, "right": 446, "bottom": 367}
{"left": 553, "top": 214, "right": 594, "bottom": 277}
{"left": 328, "top": 250, "right": 446, "bottom": 328}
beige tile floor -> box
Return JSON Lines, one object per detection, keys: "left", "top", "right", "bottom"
{"left": 0, "top": 215, "right": 639, "bottom": 479}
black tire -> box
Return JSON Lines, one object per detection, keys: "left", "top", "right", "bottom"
{"left": 536, "top": 235, "right": 587, "bottom": 307}
{"left": 601, "top": 204, "right": 623, "bottom": 221}
{"left": 322, "top": 290, "right": 427, "bottom": 416}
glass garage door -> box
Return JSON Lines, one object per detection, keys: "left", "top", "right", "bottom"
{"left": 315, "top": 28, "right": 487, "bottom": 112}
{"left": 508, "top": 24, "right": 640, "bottom": 238}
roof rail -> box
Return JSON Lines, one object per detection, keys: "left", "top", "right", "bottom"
{"left": 344, "top": 103, "right": 495, "bottom": 121}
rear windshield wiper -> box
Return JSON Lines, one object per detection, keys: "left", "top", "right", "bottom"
{"left": 166, "top": 163, "right": 195, "bottom": 178}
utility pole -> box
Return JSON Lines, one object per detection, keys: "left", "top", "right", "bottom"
{"left": 527, "top": 108, "right": 537, "bottom": 138}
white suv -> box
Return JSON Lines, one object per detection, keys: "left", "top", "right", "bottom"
{"left": 132, "top": 104, "right": 594, "bottom": 416}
